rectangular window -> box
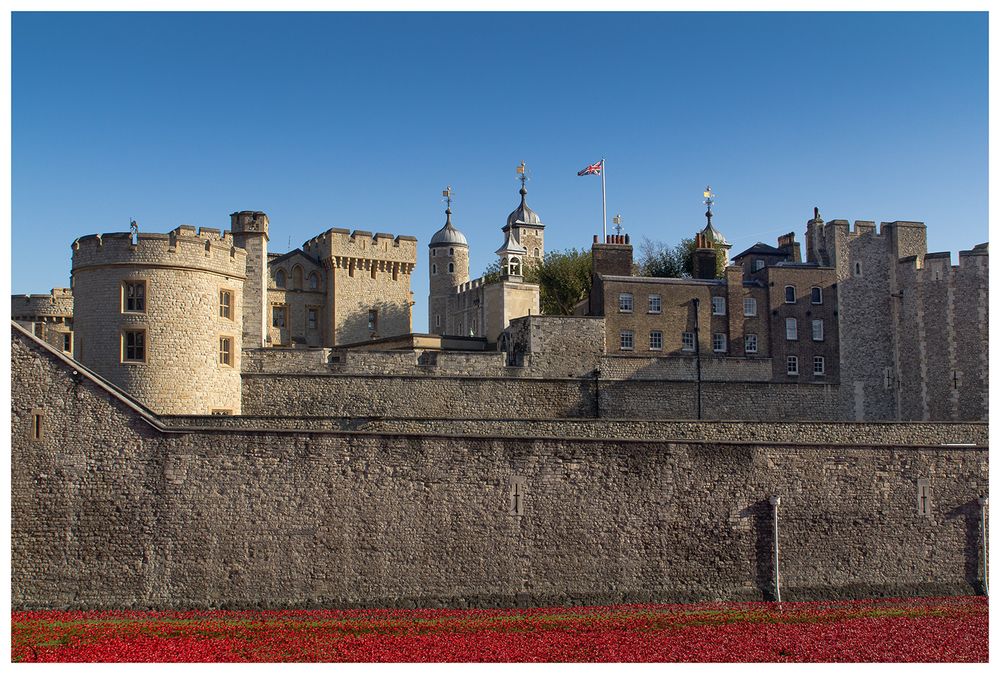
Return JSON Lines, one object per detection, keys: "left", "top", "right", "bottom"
{"left": 785, "top": 317, "right": 798, "bottom": 341}
{"left": 917, "top": 479, "right": 931, "bottom": 516}
{"left": 62, "top": 333, "right": 72, "bottom": 353}
{"left": 219, "top": 336, "right": 233, "bottom": 366}
{"left": 648, "top": 294, "right": 661, "bottom": 314}
{"left": 272, "top": 306, "right": 286, "bottom": 328}
{"left": 122, "top": 329, "right": 146, "bottom": 362}
{"left": 811, "top": 287, "right": 823, "bottom": 304}
{"left": 30, "top": 409, "right": 43, "bottom": 441}
{"left": 744, "top": 334, "right": 758, "bottom": 354}
{"left": 618, "top": 293, "right": 633, "bottom": 313}
{"left": 813, "top": 355, "right": 825, "bottom": 376}
{"left": 620, "top": 330, "right": 634, "bottom": 351}
{"left": 752, "top": 259, "right": 765, "bottom": 272}
{"left": 711, "top": 296, "right": 726, "bottom": 315}
{"left": 368, "top": 309, "right": 378, "bottom": 331}
{"left": 123, "top": 280, "right": 146, "bottom": 313}
{"left": 435, "top": 314, "right": 441, "bottom": 328}
{"left": 743, "top": 297, "right": 757, "bottom": 317}
{"left": 787, "top": 355, "right": 799, "bottom": 375}
{"left": 307, "top": 308, "right": 318, "bottom": 330}
{"left": 712, "top": 333, "right": 727, "bottom": 353}
{"left": 649, "top": 330, "right": 663, "bottom": 350}
{"left": 33, "top": 323, "right": 43, "bottom": 338}
{"left": 812, "top": 319, "right": 824, "bottom": 341}
{"left": 219, "top": 290, "right": 233, "bottom": 319}
{"left": 784, "top": 286, "right": 796, "bottom": 303}
{"left": 681, "top": 332, "right": 695, "bottom": 352}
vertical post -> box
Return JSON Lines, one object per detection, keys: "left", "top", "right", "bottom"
{"left": 980, "top": 496, "right": 989, "bottom": 597}
{"left": 601, "top": 158, "right": 607, "bottom": 241}
{"left": 693, "top": 298, "right": 702, "bottom": 420}
{"left": 770, "top": 495, "right": 782, "bottom": 602}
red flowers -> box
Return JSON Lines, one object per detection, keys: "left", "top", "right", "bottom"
{"left": 11, "top": 596, "right": 987, "bottom": 662}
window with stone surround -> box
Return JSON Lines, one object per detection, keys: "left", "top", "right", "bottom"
{"left": 122, "top": 329, "right": 146, "bottom": 363}
{"left": 368, "top": 309, "right": 378, "bottom": 332}
{"left": 307, "top": 307, "right": 318, "bottom": 330}
{"left": 448, "top": 262, "right": 455, "bottom": 273}
{"left": 275, "top": 269, "right": 286, "bottom": 288}
{"left": 30, "top": 408, "right": 43, "bottom": 441}
{"left": 648, "top": 294, "right": 661, "bottom": 314}
{"left": 712, "top": 333, "right": 727, "bottom": 352}
{"left": 784, "top": 285, "right": 796, "bottom": 303}
{"left": 682, "top": 331, "right": 695, "bottom": 351}
{"left": 620, "top": 330, "right": 634, "bottom": 351}
{"left": 711, "top": 296, "right": 726, "bottom": 315}
{"left": 432, "top": 263, "right": 437, "bottom": 275}
{"left": 812, "top": 319, "right": 824, "bottom": 341}
{"left": 292, "top": 265, "right": 304, "bottom": 289}
{"left": 786, "top": 355, "right": 798, "bottom": 375}
{"left": 853, "top": 261, "right": 863, "bottom": 277}
{"left": 785, "top": 317, "right": 798, "bottom": 340}
{"left": 219, "top": 289, "right": 233, "bottom": 320}
{"left": 219, "top": 336, "right": 233, "bottom": 367}
{"left": 649, "top": 330, "right": 663, "bottom": 350}
{"left": 308, "top": 272, "right": 320, "bottom": 290}
{"left": 122, "top": 280, "right": 146, "bottom": 313}
{"left": 813, "top": 355, "right": 825, "bottom": 376}
{"left": 272, "top": 305, "right": 286, "bottom": 328}
{"left": 811, "top": 286, "right": 823, "bottom": 304}
{"left": 743, "top": 297, "right": 757, "bottom": 316}
{"left": 62, "top": 333, "right": 72, "bottom": 353}
{"left": 618, "top": 293, "right": 633, "bottom": 313}
{"left": 745, "top": 333, "right": 758, "bottom": 353}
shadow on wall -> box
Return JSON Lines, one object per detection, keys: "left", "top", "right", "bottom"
{"left": 338, "top": 301, "right": 411, "bottom": 344}
{"left": 947, "top": 500, "right": 988, "bottom": 595}
{"left": 744, "top": 499, "right": 777, "bottom": 601}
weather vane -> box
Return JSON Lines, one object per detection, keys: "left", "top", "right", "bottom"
{"left": 516, "top": 160, "right": 529, "bottom": 188}
{"left": 442, "top": 185, "right": 454, "bottom": 210}
{"left": 612, "top": 213, "right": 623, "bottom": 236}
{"left": 703, "top": 186, "right": 716, "bottom": 213}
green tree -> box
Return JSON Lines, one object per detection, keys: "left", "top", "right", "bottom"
{"left": 481, "top": 249, "right": 592, "bottom": 315}
{"left": 637, "top": 236, "right": 725, "bottom": 278}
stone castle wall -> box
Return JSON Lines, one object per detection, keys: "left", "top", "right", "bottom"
{"left": 13, "top": 325, "right": 988, "bottom": 609}
{"left": 71, "top": 227, "right": 246, "bottom": 414}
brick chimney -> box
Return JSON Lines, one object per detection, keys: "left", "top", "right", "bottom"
{"left": 591, "top": 233, "right": 634, "bottom": 277}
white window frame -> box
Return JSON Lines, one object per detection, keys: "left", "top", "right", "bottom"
{"left": 620, "top": 330, "right": 634, "bottom": 351}
{"left": 649, "top": 330, "right": 663, "bottom": 351}
{"left": 812, "top": 319, "right": 825, "bottom": 341}
{"left": 711, "top": 296, "right": 726, "bottom": 316}
{"left": 785, "top": 317, "right": 798, "bottom": 341}
{"left": 813, "top": 355, "right": 826, "bottom": 376}
{"left": 787, "top": 355, "right": 799, "bottom": 376}
{"left": 618, "top": 293, "right": 633, "bottom": 313}
{"left": 784, "top": 285, "right": 796, "bottom": 304}
{"left": 712, "top": 333, "right": 727, "bottom": 353}
{"left": 648, "top": 294, "right": 661, "bottom": 314}
{"left": 743, "top": 297, "right": 757, "bottom": 317}
{"left": 681, "top": 332, "right": 695, "bottom": 352}
{"left": 744, "top": 334, "right": 758, "bottom": 354}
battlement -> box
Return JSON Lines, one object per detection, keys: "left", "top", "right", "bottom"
{"left": 456, "top": 277, "right": 486, "bottom": 294}
{"left": 11, "top": 288, "right": 74, "bottom": 318}
{"left": 825, "top": 219, "right": 926, "bottom": 238}
{"left": 71, "top": 227, "right": 247, "bottom": 278}
{"left": 897, "top": 242, "right": 988, "bottom": 275}
{"left": 302, "top": 227, "right": 419, "bottom": 265}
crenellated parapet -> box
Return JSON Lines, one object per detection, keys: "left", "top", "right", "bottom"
{"left": 72, "top": 227, "right": 247, "bottom": 279}
{"left": 303, "top": 228, "right": 418, "bottom": 275}
{"left": 11, "top": 288, "right": 73, "bottom": 320}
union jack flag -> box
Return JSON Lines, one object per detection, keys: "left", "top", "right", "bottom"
{"left": 577, "top": 160, "right": 603, "bottom": 176}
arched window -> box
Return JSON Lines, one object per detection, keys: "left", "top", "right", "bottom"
{"left": 449, "top": 247, "right": 454, "bottom": 256}
{"left": 448, "top": 262, "right": 455, "bottom": 273}
{"left": 292, "top": 265, "right": 303, "bottom": 290}
{"left": 508, "top": 256, "right": 521, "bottom": 276}
{"left": 275, "top": 269, "right": 286, "bottom": 288}
{"left": 432, "top": 263, "right": 437, "bottom": 275}
{"left": 533, "top": 248, "right": 540, "bottom": 258}
{"left": 308, "top": 272, "right": 320, "bottom": 290}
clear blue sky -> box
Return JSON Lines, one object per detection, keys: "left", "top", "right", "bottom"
{"left": 11, "top": 12, "right": 988, "bottom": 332}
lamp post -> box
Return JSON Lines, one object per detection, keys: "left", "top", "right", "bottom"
{"left": 692, "top": 298, "right": 702, "bottom": 420}
{"left": 770, "top": 495, "right": 782, "bottom": 602}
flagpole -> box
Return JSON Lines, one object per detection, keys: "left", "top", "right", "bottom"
{"left": 601, "top": 158, "right": 607, "bottom": 240}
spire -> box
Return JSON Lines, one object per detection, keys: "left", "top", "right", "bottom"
{"left": 443, "top": 185, "right": 454, "bottom": 227}
{"left": 703, "top": 185, "right": 715, "bottom": 227}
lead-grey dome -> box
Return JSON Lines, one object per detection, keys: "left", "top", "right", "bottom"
{"left": 429, "top": 208, "right": 468, "bottom": 247}
{"left": 506, "top": 186, "right": 544, "bottom": 229}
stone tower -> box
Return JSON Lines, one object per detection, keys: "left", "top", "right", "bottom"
{"left": 230, "top": 211, "right": 269, "bottom": 349}
{"left": 427, "top": 196, "right": 469, "bottom": 335}
{"left": 503, "top": 176, "right": 545, "bottom": 270}
{"left": 70, "top": 226, "right": 246, "bottom": 415}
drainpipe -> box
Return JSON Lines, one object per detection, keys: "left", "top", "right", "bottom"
{"left": 770, "top": 495, "right": 782, "bottom": 602}
{"left": 692, "top": 298, "right": 702, "bottom": 419}
{"left": 979, "top": 496, "right": 989, "bottom": 597}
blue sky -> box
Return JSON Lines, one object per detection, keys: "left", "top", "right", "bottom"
{"left": 11, "top": 11, "right": 988, "bottom": 332}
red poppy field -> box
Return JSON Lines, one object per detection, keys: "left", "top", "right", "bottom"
{"left": 11, "top": 596, "right": 987, "bottom": 663}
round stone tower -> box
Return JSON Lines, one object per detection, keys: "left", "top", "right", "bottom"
{"left": 427, "top": 194, "right": 469, "bottom": 335}
{"left": 71, "top": 225, "right": 247, "bottom": 415}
